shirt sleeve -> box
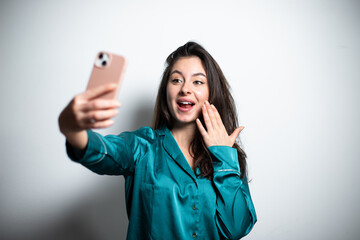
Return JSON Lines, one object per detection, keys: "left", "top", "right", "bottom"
{"left": 209, "top": 146, "right": 257, "bottom": 239}
{"left": 66, "top": 127, "right": 154, "bottom": 176}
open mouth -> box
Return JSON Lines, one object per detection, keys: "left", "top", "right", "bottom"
{"left": 176, "top": 100, "right": 195, "bottom": 111}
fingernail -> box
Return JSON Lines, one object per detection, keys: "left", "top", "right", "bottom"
{"left": 205, "top": 100, "right": 209, "bottom": 105}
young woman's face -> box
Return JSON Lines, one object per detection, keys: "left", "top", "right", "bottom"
{"left": 166, "top": 56, "right": 209, "bottom": 127}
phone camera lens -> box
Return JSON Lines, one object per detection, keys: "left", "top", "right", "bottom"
{"left": 99, "top": 53, "right": 103, "bottom": 59}
{"left": 102, "top": 60, "right": 107, "bottom": 66}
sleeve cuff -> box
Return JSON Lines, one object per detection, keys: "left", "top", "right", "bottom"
{"left": 66, "top": 140, "right": 87, "bottom": 161}
{"left": 208, "top": 146, "right": 240, "bottom": 172}
{"left": 65, "top": 130, "right": 107, "bottom": 165}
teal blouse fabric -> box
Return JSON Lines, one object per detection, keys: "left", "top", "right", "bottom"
{"left": 66, "top": 126, "right": 257, "bottom": 239}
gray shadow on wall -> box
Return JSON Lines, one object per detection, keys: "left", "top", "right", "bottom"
{"left": 125, "top": 98, "right": 155, "bottom": 131}
{"left": 1, "top": 102, "right": 156, "bottom": 240}
{"left": 1, "top": 177, "right": 128, "bottom": 240}
{"left": 38, "top": 178, "right": 127, "bottom": 240}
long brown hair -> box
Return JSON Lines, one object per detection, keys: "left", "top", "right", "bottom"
{"left": 153, "top": 41, "right": 247, "bottom": 179}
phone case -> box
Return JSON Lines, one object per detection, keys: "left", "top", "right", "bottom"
{"left": 86, "top": 51, "right": 127, "bottom": 100}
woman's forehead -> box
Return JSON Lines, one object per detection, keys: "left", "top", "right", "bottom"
{"left": 171, "top": 56, "right": 206, "bottom": 75}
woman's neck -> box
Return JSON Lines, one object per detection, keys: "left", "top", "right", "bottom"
{"left": 171, "top": 122, "right": 196, "bottom": 149}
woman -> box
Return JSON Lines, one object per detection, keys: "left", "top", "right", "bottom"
{"left": 59, "top": 42, "right": 257, "bottom": 239}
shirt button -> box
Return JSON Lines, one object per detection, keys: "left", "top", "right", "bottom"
{"left": 192, "top": 205, "right": 196, "bottom": 210}
{"left": 192, "top": 232, "right": 197, "bottom": 238}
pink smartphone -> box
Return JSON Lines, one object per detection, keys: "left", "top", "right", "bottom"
{"left": 86, "top": 51, "right": 127, "bottom": 100}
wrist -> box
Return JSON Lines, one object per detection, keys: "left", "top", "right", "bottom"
{"left": 65, "top": 131, "right": 88, "bottom": 150}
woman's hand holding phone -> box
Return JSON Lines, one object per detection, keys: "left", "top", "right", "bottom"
{"left": 58, "top": 84, "right": 121, "bottom": 149}
{"left": 59, "top": 51, "right": 126, "bottom": 149}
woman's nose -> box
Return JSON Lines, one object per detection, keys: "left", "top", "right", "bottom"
{"left": 180, "top": 81, "right": 191, "bottom": 94}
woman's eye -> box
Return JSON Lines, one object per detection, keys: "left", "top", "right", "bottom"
{"left": 194, "top": 80, "right": 204, "bottom": 85}
{"left": 171, "top": 78, "right": 182, "bottom": 83}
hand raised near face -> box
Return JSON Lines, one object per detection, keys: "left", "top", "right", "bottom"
{"left": 196, "top": 101, "right": 244, "bottom": 148}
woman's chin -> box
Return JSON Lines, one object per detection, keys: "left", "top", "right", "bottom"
{"left": 173, "top": 118, "right": 197, "bottom": 127}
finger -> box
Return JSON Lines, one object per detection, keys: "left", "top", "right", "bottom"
{"left": 196, "top": 118, "right": 207, "bottom": 134}
{"left": 229, "top": 126, "right": 244, "bottom": 145}
{"left": 205, "top": 101, "right": 217, "bottom": 128}
{"left": 82, "top": 83, "right": 118, "bottom": 100}
{"left": 202, "top": 103, "right": 213, "bottom": 131}
{"left": 89, "top": 119, "right": 115, "bottom": 129}
{"left": 211, "top": 104, "right": 224, "bottom": 129}
{"left": 85, "top": 109, "right": 119, "bottom": 122}
{"left": 80, "top": 99, "right": 121, "bottom": 112}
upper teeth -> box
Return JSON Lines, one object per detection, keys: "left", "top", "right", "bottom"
{"left": 180, "top": 102, "right": 192, "bottom": 104}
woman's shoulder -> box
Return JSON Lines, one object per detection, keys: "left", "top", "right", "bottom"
{"left": 118, "top": 126, "right": 167, "bottom": 142}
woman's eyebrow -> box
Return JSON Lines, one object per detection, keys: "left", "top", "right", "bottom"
{"left": 170, "top": 70, "right": 207, "bottom": 78}
{"left": 192, "top": 72, "right": 207, "bottom": 78}
{"left": 170, "top": 70, "right": 183, "bottom": 76}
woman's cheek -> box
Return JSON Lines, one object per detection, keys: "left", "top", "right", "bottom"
{"left": 195, "top": 88, "right": 209, "bottom": 102}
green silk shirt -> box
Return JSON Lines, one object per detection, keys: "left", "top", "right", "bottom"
{"left": 66, "top": 126, "right": 257, "bottom": 239}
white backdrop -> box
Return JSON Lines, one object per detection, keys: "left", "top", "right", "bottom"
{"left": 1, "top": 0, "right": 359, "bottom": 239}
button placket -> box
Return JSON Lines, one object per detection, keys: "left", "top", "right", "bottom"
{"left": 192, "top": 180, "right": 200, "bottom": 238}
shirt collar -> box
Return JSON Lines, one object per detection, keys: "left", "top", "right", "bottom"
{"left": 160, "top": 127, "right": 197, "bottom": 181}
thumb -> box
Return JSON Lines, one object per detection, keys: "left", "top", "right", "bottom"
{"left": 229, "top": 126, "right": 244, "bottom": 145}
